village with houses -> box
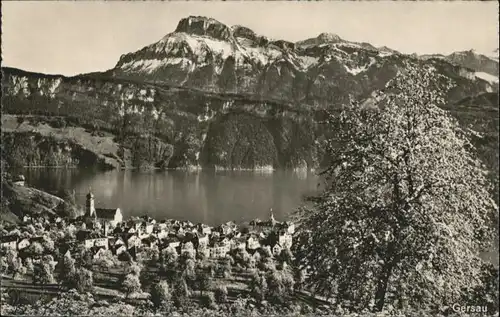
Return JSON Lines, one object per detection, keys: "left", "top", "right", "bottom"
{"left": 0, "top": 183, "right": 308, "bottom": 313}
{"left": 1, "top": 189, "right": 295, "bottom": 264}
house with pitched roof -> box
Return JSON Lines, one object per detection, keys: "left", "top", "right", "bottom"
{"left": 141, "top": 222, "right": 154, "bottom": 235}
{"left": 140, "top": 215, "right": 156, "bottom": 225}
{"left": 114, "top": 236, "right": 126, "bottom": 248}
{"left": 265, "top": 230, "right": 293, "bottom": 250}
{"left": 246, "top": 235, "right": 261, "bottom": 251}
{"left": 92, "top": 246, "right": 107, "bottom": 260}
{"left": 196, "top": 223, "right": 212, "bottom": 235}
{"left": 277, "top": 232, "right": 292, "bottom": 249}
{"left": 231, "top": 237, "right": 247, "bottom": 251}
{"left": 286, "top": 222, "right": 295, "bottom": 235}
{"left": 0, "top": 235, "right": 18, "bottom": 250}
{"left": 208, "top": 237, "right": 231, "bottom": 258}
{"left": 17, "top": 238, "right": 31, "bottom": 251}
{"left": 142, "top": 236, "right": 158, "bottom": 248}
{"left": 209, "top": 240, "right": 230, "bottom": 258}
{"left": 86, "top": 237, "right": 109, "bottom": 250}
{"left": 194, "top": 234, "right": 209, "bottom": 249}
{"left": 272, "top": 243, "right": 282, "bottom": 256}
{"left": 127, "top": 219, "right": 143, "bottom": 232}
{"left": 216, "top": 221, "right": 237, "bottom": 235}
{"left": 125, "top": 233, "right": 140, "bottom": 248}
{"left": 251, "top": 249, "right": 262, "bottom": 262}
{"left": 181, "top": 241, "right": 196, "bottom": 257}
{"left": 156, "top": 228, "right": 168, "bottom": 240}
{"left": 114, "top": 244, "right": 127, "bottom": 256}
{"left": 156, "top": 222, "right": 168, "bottom": 231}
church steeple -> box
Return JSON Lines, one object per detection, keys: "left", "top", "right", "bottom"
{"left": 269, "top": 208, "right": 276, "bottom": 226}
{"left": 86, "top": 187, "right": 95, "bottom": 217}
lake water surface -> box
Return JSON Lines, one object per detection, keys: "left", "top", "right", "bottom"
{"left": 20, "top": 169, "right": 321, "bottom": 226}
{"left": 15, "top": 168, "right": 499, "bottom": 264}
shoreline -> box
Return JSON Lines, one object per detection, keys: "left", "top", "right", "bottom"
{"left": 16, "top": 165, "right": 318, "bottom": 173}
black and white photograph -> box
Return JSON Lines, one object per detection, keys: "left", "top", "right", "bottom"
{"left": 0, "top": 1, "right": 498, "bottom": 316}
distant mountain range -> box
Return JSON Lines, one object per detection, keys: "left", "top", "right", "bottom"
{"left": 109, "top": 16, "right": 498, "bottom": 101}
{"left": 420, "top": 49, "right": 499, "bottom": 81}
{"left": 2, "top": 16, "right": 498, "bottom": 172}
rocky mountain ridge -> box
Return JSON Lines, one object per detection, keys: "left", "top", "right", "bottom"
{"left": 1, "top": 15, "right": 498, "bottom": 171}
{"left": 420, "top": 49, "right": 499, "bottom": 80}
{"left": 111, "top": 16, "right": 497, "bottom": 103}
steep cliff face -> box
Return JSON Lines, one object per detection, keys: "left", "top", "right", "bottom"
{"left": 1, "top": 16, "right": 497, "bottom": 171}
{"left": 2, "top": 132, "right": 115, "bottom": 169}
{"left": 201, "top": 113, "right": 278, "bottom": 170}
{"left": 2, "top": 67, "right": 324, "bottom": 169}
{"left": 121, "top": 135, "right": 174, "bottom": 169}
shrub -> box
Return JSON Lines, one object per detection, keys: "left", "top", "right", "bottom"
{"left": 214, "top": 285, "right": 228, "bottom": 304}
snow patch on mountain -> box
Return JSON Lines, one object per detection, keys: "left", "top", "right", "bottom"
{"left": 475, "top": 72, "right": 499, "bottom": 84}
{"left": 336, "top": 42, "right": 363, "bottom": 50}
{"left": 242, "top": 45, "right": 283, "bottom": 66}
{"left": 200, "top": 37, "right": 235, "bottom": 60}
{"left": 297, "top": 56, "right": 319, "bottom": 69}
{"left": 344, "top": 57, "right": 376, "bottom": 75}
{"left": 235, "top": 37, "right": 255, "bottom": 47}
{"left": 121, "top": 59, "right": 162, "bottom": 73}
{"left": 122, "top": 57, "right": 194, "bottom": 74}
{"left": 11, "top": 76, "right": 30, "bottom": 96}
{"left": 378, "top": 51, "right": 394, "bottom": 58}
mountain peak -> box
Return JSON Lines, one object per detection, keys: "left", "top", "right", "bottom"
{"left": 296, "top": 32, "right": 343, "bottom": 48}
{"left": 317, "top": 32, "right": 343, "bottom": 43}
{"left": 175, "top": 16, "right": 233, "bottom": 42}
{"left": 449, "top": 48, "right": 497, "bottom": 60}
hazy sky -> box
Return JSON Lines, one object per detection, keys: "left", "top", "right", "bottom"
{"left": 2, "top": 1, "right": 498, "bottom": 76}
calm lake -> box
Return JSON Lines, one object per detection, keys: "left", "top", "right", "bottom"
{"left": 19, "top": 168, "right": 321, "bottom": 226}
{"left": 14, "top": 168, "right": 499, "bottom": 264}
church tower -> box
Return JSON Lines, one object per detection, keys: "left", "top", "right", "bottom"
{"left": 86, "top": 190, "right": 96, "bottom": 217}
{"left": 269, "top": 208, "right": 276, "bottom": 226}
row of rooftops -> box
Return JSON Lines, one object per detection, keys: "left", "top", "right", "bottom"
{"left": 2, "top": 207, "right": 295, "bottom": 255}
{"left": 2, "top": 213, "right": 294, "bottom": 244}
{"left": 109, "top": 214, "right": 293, "bottom": 233}
{"left": 76, "top": 225, "right": 267, "bottom": 245}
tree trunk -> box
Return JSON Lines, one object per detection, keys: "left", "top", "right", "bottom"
{"left": 374, "top": 259, "right": 394, "bottom": 312}
{"left": 397, "top": 283, "right": 405, "bottom": 310}
{"left": 312, "top": 288, "right": 318, "bottom": 312}
{"left": 374, "top": 239, "right": 397, "bottom": 312}
{"left": 374, "top": 174, "right": 404, "bottom": 312}
{"left": 335, "top": 281, "right": 347, "bottom": 307}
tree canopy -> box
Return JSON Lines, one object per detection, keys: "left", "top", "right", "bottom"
{"left": 294, "top": 63, "right": 498, "bottom": 313}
